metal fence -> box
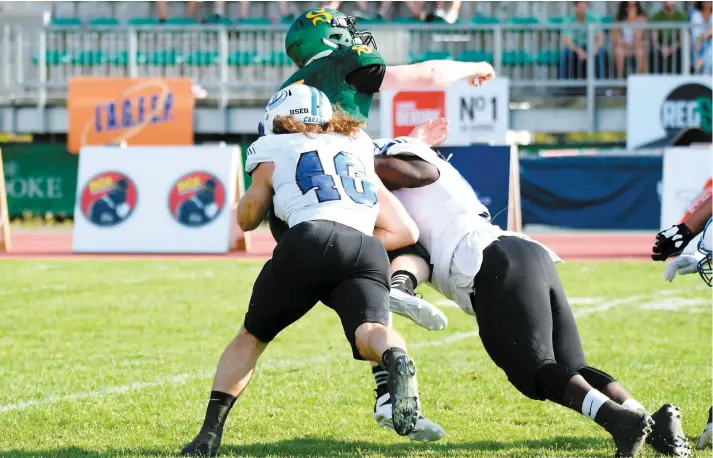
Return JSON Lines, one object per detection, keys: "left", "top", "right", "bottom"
{"left": 0, "top": 22, "right": 709, "bottom": 106}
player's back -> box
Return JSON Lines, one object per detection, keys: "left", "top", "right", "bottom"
{"left": 247, "top": 130, "right": 379, "bottom": 235}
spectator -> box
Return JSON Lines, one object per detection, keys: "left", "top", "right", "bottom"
{"left": 433, "top": 1, "right": 462, "bottom": 24}
{"left": 691, "top": 1, "right": 712, "bottom": 74}
{"left": 240, "top": 1, "right": 292, "bottom": 22}
{"left": 612, "top": 1, "right": 648, "bottom": 77}
{"left": 560, "top": 1, "right": 606, "bottom": 79}
{"left": 405, "top": 1, "right": 427, "bottom": 21}
{"left": 649, "top": 1, "right": 687, "bottom": 74}
{"left": 155, "top": 1, "right": 225, "bottom": 22}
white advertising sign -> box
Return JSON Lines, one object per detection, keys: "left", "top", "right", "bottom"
{"left": 660, "top": 146, "right": 712, "bottom": 253}
{"left": 627, "top": 75, "right": 712, "bottom": 150}
{"left": 73, "top": 145, "right": 239, "bottom": 253}
{"left": 380, "top": 78, "right": 509, "bottom": 146}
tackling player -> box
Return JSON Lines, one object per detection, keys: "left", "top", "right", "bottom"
{"left": 182, "top": 86, "right": 428, "bottom": 457}
{"left": 371, "top": 130, "right": 692, "bottom": 458}
{"left": 272, "top": 6, "right": 495, "bottom": 333}
{"left": 653, "top": 195, "right": 712, "bottom": 451}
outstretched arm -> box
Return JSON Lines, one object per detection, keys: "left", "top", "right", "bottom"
{"left": 684, "top": 195, "right": 712, "bottom": 237}
{"left": 380, "top": 60, "right": 495, "bottom": 90}
{"left": 375, "top": 156, "right": 439, "bottom": 191}
{"left": 237, "top": 162, "right": 274, "bottom": 232}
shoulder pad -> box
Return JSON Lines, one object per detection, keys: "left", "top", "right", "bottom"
{"left": 244, "top": 137, "right": 276, "bottom": 174}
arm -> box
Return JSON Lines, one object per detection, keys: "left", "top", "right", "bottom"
{"left": 562, "top": 34, "right": 585, "bottom": 53}
{"left": 684, "top": 195, "right": 712, "bottom": 236}
{"left": 375, "top": 156, "right": 439, "bottom": 191}
{"left": 237, "top": 162, "right": 274, "bottom": 232}
{"left": 373, "top": 177, "right": 419, "bottom": 251}
{"left": 380, "top": 60, "right": 495, "bottom": 90}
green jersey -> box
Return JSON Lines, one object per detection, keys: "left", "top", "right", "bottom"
{"left": 280, "top": 44, "right": 385, "bottom": 124}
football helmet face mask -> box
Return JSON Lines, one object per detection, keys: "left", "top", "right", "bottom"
{"left": 697, "top": 218, "right": 712, "bottom": 286}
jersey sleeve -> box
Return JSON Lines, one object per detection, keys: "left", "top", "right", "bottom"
{"left": 244, "top": 139, "right": 275, "bottom": 175}
{"left": 340, "top": 45, "right": 385, "bottom": 76}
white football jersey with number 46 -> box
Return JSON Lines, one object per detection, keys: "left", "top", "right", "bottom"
{"left": 245, "top": 130, "right": 380, "bottom": 235}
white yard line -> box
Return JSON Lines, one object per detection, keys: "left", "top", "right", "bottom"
{"left": 0, "top": 288, "right": 702, "bottom": 414}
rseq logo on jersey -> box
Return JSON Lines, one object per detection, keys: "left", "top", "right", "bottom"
{"left": 168, "top": 172, "right": 226, "bottom": 228}
{"left": 80, "top": 171, "right": 138, "bottom": 227}
{"left": 392, "top": 91, "right": 445, "bottom": 137}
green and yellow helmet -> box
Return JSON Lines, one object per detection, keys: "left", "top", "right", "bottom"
{"left": 285, "top": 7, "right": 377, "bottom": 68}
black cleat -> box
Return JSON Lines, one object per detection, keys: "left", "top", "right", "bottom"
{"left": 182, "top": 428, "right": 222, "bottom": 457}
{"left": 598, "top": 401, "right": 654, "bottom": 458}
{"left": 647, "top": 404, "right": 691, "bottom": 457}
{"left": 386, "top": 354, "right": 420, "bottom": 436}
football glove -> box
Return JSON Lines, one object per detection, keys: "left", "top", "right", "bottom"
{"left": 652, "top": 224, "right": 694, "bottom": 261}
{"left": 664, "top": 255, "right": 701, "bottom": 282}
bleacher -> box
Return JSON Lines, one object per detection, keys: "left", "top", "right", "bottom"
{"left": 0, "top": 1, "right": 707, "bottom": 105}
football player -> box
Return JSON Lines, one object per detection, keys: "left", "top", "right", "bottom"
{"left": 371, "top": 129, "right": 692, "bottom": 458}
{"left": 653, "top": 195, "right": 712, "bottom": 451}
{"left": 183, "top": 86, "right": 431, "bottom": 457}
{"left": 271, "top": 6, "right": 495, "bottom": 334}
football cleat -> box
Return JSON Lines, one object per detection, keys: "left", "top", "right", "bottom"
{"left": 374, "top": 392, "right": 444, "bottom": 442}
{"left": 696, "top": 407, "right": 712, "bottom": 450}
{"left": 386, "top": 353, "right": 420, "bottom": 436}
{"left": 182, "top": 428, "right": 222, "bottom": 457}
{"left": 389, "top": 288, "right": 448, "bottom": 331}
{"left": 647, "top": 404, "right": 691, "bottom": 457}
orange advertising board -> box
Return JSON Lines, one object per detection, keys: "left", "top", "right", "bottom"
{"left": 391, "top": 91, "right": 445, "bottom": 138}
{"left": 68, "top": 77, "right": 194, "bottom": 154}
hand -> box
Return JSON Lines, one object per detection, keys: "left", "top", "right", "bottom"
{"left": 660, "top": 46, "right": 671, "bottom": 58}
{"left": 467, "top": 62, "right": 495, "bottom": 86}
{"left": 576, "top": 49, "right": 588, "bottom": 60}
{"left": 408, "top": 117, "right": 449, "bottom": 147}
{"left": 664, "top": 255, "right": 701, "bottom": 282}
{"left": 652, "top": 223, "right": 694, "bottom": 261}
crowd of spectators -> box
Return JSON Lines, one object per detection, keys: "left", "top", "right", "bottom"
{"left": 560, "top": 1, "right": 712, "bottom": 79}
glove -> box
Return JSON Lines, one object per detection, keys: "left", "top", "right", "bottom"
{"left": 664, "top": 255, "right": 701, "bottom": 282}
{"left": 652, "top": 224, "right": 694, "bottom": 261}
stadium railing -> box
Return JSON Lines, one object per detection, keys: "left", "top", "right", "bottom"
{"left": 0, "top": 22, "right": 708, "bottom": 107}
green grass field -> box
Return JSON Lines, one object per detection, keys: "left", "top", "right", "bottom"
{"left": 0, "top": 260, "right": 710, "bottom": 458}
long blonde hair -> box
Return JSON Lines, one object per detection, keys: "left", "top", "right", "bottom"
{"left": 271, "top": 107, "right": 364, "bottom": 138}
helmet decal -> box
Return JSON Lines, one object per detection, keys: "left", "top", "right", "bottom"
{"left": 305, "top": 8, "right": 333, "bottom": 26}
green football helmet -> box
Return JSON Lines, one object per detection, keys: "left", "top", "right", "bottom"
{"left": 285, "top": 7, "right": 377, "bottom": 68}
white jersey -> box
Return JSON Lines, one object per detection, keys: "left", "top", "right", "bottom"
{"left": 246, "top": 130, "right": 379, "bottom": 235}
{"left": 378, "top": 138, "right": 561, "bottom": 314}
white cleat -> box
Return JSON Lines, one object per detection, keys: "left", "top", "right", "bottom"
{"left": 374, "top": 393, "right": 444, "bottom": 442}
{"left": 389, "top": 288, "right": 448, "bottom": 331}
{"left": 697, "top": 409, "right": 712, "bottom": 450}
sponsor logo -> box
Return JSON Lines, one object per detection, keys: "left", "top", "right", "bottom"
{"left": 351, "top": 45, "right": 372, "bottom": 55}
{"left": 266, "top": 90, "right": 289, "bottom": 111}
{"left": 79, "top": 171, "right": 137, "bottom": 227}
{"left": 392, "top": 91, "right": 445, "bottom": 137}
{"left": 168, "top": 171, "right": 226, "bottom": 228}
{"left": 289, "top": 108, "right": 309, "bottom": 115}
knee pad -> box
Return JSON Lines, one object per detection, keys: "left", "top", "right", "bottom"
{"left": 534, "top": 362, "right": 579, "bottom": 402}
{"left": 578, "top": 366, "right": 617, "bottom": 391}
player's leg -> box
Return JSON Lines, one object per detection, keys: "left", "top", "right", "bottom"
{"left": 549, "top": 276, "right": 691, "bottom": 457}
{"left": 473, "top": 237, "right": 653, "bottom": 457}
{"left": 183, "top": 244, "right": 321, "bottom": 456}
{"left": 321, "top": 231, "right": 429, "bottom": 437}
{"left": 387, "top": 244, "right": 447, "bottom": 331}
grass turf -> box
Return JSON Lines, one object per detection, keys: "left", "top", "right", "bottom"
{"left": 0, "top": 260, "right": 710, "bottom": 457}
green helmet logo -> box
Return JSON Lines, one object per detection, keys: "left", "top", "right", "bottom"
{"left": 285, "top": 8, "right": 377, "bottom": 68}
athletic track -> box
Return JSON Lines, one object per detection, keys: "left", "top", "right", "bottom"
{"left": 0, "top": 232, "right": 653, "bottom": 261}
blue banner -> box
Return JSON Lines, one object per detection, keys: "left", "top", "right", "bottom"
{"left": 519, "top": 156, "right": 662, "bottom": 230}
{"left": 440, "top": 145, "right": 511, "bottom": 229}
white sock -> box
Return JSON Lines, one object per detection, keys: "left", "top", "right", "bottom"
{"left": 582, "top": 389, "right": 610, "bottom": 420}
{"left": 622, "top": 398, "right": 645, "bottom": 412}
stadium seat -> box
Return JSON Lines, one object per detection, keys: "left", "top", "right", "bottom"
{"left": 204, "top": 15, "right": 234, "bottom": 25}
{"left": 471, "top": 16, "right": 501, "bottom": 25}
{"left": 50, "top": 17, "right": 82, "bottom": 27}
{"left": 535, "top": 49, "right": 559, "bottom": 66}
{"left": 108, "top": 50, "right": 131, "bottom": 66}
{"left": 148, "top": 50, "right": 184, "bottom": 66}
{"left": 393, "top": 17, "right": 423, "bottom": 24}
{"left": 408, "top": 51, "right": 452, "bottom": 64}
{"left": 457, "top": 50, "right": 494, "bottom": 63}
{"left": 186, "top": 50, "right": 219, "bottom": 66}
{"left": 508, "top": 17, "right": 540, "bottom": 26}
{"left": 227, "top": 51, "right": 260, "bottom": 66}
{"left": 359, "top": 16, "right": 386, "bottom": 24}
{"left": 88, "top": 17, "right": 121, "bottom": 26}
{"left": 600, "top": 16, "right": 614, "bottom": 24}
{"left": 501, "top": 50, "right": 534, "bottom": 66}
{"left": 32, "top": 50, "right": 71, "bottom": 66}
{"left": 238, "top": 17, "right": 272, "bottom": 25}
{"left": 128, "top": 17, "right": 161, "bottom": 26}
{"left": 71, "top": 50, "right": 108, "bottom": 66}
{"left": 260, "top": 51, "right": 291, "bottom": 67}
{"left": 280, "top": 16, "right": 296, "bottom": 25}
{"left": 548, "top": 16, "right": 566, "bottom": 25}
{"left": 164, "top": 17, "right": 197, "bottom": 25}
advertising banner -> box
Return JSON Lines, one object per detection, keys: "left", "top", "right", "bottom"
{"left": 73, "top": 145, "right": 239, "bottom": 253}
{"left": 627, "top": 75, "right": 712, "bottom": 150}
{"left": 68, "top": 77, "right": 194, "bottom": 154}
{"left": 380, "top": 79, "right": 509, "bottom": 146}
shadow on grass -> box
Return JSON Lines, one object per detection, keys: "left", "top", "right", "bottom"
{"left": 0, "top": 435, "right": 614, "bottom": 457}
